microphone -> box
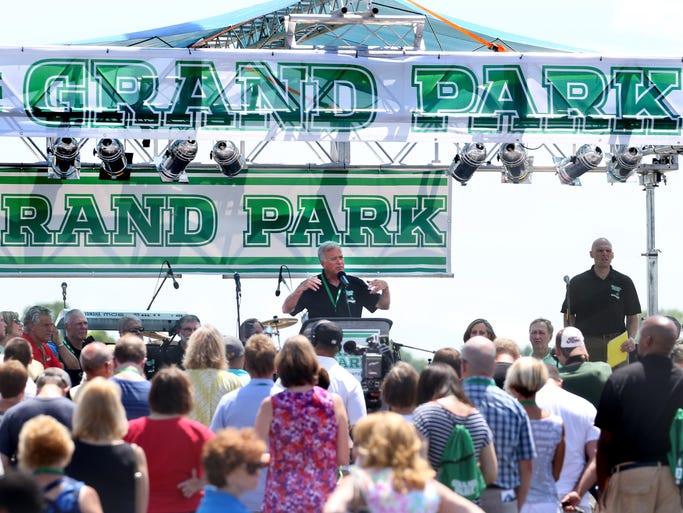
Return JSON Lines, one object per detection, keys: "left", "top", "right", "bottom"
{"left": 234, "top": 272, "right": 241, "bottom": 293}
{"left": 165, "top": 261, "right": 180, "bottom": 289}
{"left": 337, "top": 271, "right": 350, "bottom": 288}
{"left": 275, "top": 265, "right": 283, "bottom": 297}
{"left": 563, "top": 275, "right": 570, "bottom": 285}
{"left": 61, "top": 282, "right": 67, "bottom": 303}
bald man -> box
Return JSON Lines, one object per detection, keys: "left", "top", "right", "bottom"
{"left": 462, "top": 336, "right": 536, "bottom": 513}
{"left": 595, "top": 315, "right": 683, "bottom": 512}
{"left": 561, "top": 237, "right": 641, "bottom": 363}
{"left": 69, "top": 342, "right": 113, "bottom": 401}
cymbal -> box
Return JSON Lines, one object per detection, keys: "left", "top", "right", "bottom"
{"left": 261, "top": 317, "right": 298, "bottom": 329}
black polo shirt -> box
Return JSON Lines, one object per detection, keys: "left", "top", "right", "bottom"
{"left": 291, "top": 273, "right": 380, "bottom": 318}
{"left": 595, "top": 355, "right": 683, "bottom": 467}
{"left": 560, "top": 266, "right": 641, "bottom": 336}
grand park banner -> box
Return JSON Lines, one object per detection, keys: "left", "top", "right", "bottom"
{"left": 0, "top": 168, "right": 450, "bottom": 276}
{"left": 0, "top": 45, "right": 682, "bottom": 144}
{"left": 0, "top": 46, "right": 680, "bottom": 276}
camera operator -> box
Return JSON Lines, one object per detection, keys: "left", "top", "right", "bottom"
{"left": 310, "top": 320, "right": 367, "bottom": 427}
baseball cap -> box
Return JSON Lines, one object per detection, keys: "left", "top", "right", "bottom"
{"left": 224, "top": 335, "right": 245, "bottom": 361}
{"left": 313, "top": 320, "right": 343, "bottom": 347}
{"left": 560, "top": 327, "right": 585, "bottom": 349}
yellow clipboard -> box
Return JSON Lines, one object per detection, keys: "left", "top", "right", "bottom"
{"left": 607, "top": 331, "right": 629, "bottom": 368}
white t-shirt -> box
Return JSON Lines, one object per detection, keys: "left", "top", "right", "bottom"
{"left": 317, "top": 355, "right": 367, "bottom": 425}
{"left": 536, "top": 381, "right": 600, "bottom": 511}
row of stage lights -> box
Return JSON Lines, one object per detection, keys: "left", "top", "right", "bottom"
{"left": 46, "top": 138, "right": 246, "bottom": 182}
{"left": 448, "top": 143, "right": 645, "bottom": 185}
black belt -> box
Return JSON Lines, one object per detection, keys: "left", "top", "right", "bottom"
{"left": 610, "top": 461, "right": 665, "bottom": 475}
{"left": 585, "top": 332, "right": 622, "bottom": 340}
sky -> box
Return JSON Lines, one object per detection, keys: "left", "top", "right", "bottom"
{"left": 1, "top": 0, "right": 682, "bottom": 358}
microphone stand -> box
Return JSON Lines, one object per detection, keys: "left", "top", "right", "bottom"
{"left": 147, "top": 271, "right": 172, "bottom": 311}
{"left": 340, "top": 283, "right": 352, "bottom": 317}
{"left": 392, "top": 341, "right": 435, "bottom": 355}
{"left": 235, "top": 277, "right": 242, "bottom": 336}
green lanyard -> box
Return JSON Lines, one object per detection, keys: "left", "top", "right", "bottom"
{"left": 321, "top": 274, "right": 342, "bottom": 309}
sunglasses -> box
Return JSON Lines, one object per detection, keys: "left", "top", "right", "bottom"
{"left": 245, "top": 461, "right": 267, "bottom": 475}
{"left": 125, "top": 327, "right": 145, "bottom": 334}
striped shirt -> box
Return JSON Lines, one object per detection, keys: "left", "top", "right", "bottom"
{"left": 463, "top": 376, "right": 536, "bottom": 490}
{"left": 413, "top": 402, "right": 493, "bottom": 470}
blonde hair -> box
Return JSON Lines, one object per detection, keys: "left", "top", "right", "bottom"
{"left": 182, "top": 325, "right": 228, "bottom": 370}
{"left": 73, "top": 377, "right": 128, "bottom": 441}
{"left": 18, "top": 415, "right": 74, "bottom": 470}
{"left": 504, "top": 356, "right": 548, "bottom": 398}
{"left": 353, "top": 411, "right": 434, "bottom": 493}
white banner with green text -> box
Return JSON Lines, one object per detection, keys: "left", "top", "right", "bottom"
{"left": 0, "top": 168, "right": 450, "bottom": 276}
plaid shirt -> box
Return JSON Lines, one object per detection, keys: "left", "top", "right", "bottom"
{"left": 463, "top": 376, "right": 536, "bottom": 490}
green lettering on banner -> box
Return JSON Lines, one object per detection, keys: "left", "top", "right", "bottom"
{"left": 236, "top": 63, "right": 307, "bottom": 129}
{"left": 91, "top": 60, "right": 161, "bottom": 127}
{"left": 25, "top": 60, "right": 88, "bottom": 127}
{"left": 543, "top": 66, "right": 611, "bottom": 132}
{"left": 56, "top": 195, "right": 110, "bottom": 246}
{"left": 167, "top": 196, "right": 217, "bottom": 246}
{"left": 412, "top": 66, "right": 478, "bottom": 131}
{"left": 236, "top": 63, "right": 377, "bottom": 131}
{"left": 164, "top": 60, "right": 236, "bottom": 129}
{"left": 472, "top": 65, "right": 541, "bottom": 132}
{"left": 111, "top": 195, "right": 166, "bottom": 246}
{"left": 347, "top": 357, "right": 362, "bottom": 369}
{"left": 613, "top": 67, "right": 681, "bottom": 134}
{"left": 342, "top": 196, "right": 393, "bottom": 246}
{"left": 308, "top": 65, "right": 377, "bottom": 131}
{"left": 242, "top": 195, "right": 293, "bottom": 246}
{"left": 287, "top": 196, "right": 341, "bottom": 246}
{"left": 1, "top": 194, "right": 54, "bottom": 245}
{"left": 394, "top": 196, "right": 447, "bottom": 246}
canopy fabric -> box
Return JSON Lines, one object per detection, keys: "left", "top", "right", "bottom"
{"left": 74, "top": 0, "right": 576, "bottom": 52}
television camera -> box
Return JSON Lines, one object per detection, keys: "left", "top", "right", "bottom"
{"left": 342, "top": 333, "right": 400, "bottom": 412}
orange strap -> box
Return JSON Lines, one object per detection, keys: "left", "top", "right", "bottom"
{"left": 403, "top": 0, "right": 507, "bottom": 52}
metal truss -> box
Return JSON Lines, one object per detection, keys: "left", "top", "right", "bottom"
{"left": 191, "top": 0, "right": 351, "bottom": 49}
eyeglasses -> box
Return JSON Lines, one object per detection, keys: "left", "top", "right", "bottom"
{"left": 245, "top": 461, "right": 267, "bottom": 475}
{"left": 125, "top": 327, "right": 145, "bottom": 334}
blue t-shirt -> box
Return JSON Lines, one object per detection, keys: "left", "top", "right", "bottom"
{"left": 196, "top": 486, "right": 249, "bottom": 513}
{"left": 110, "top": 377, "right": 151, "bottom": 420}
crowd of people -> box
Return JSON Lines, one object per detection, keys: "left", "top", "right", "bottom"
{"left": 0, "top": 238, "right": 682, "bottom": 513}
{"left": 0, "top": 303, "right": 681, "bottom": 513}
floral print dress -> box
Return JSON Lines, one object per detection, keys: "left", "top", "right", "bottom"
{"left": 352, "top": 467, "right": 440, "bottom": 513}
{"left": 263, "top": 386, "right": 339, "bottom": 513}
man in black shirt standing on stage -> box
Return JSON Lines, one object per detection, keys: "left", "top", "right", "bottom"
{"left": 561, "top": 237, "right": 641, "bottom": 363}
{"left": 281, "top": 241, "right": 390, "bottom": 319}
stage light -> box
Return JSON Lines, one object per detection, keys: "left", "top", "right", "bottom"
{"left": 47, "top": 137, "right": 80, "bottom": 179}
{"left": 498, "top": 143, "right": 531, "bottom": 183}
{"left": 156, "top": 139, "right": 198, "bottom": 183}
{"left": 210, "top": 140, "right": 246, "bottom": 178}
{"left": 94, "top": 138, "right": 130, "bottom": 180}
{"left": 607, "top": 145, "right": 643, "bottom": 183}
{"left": 447, "top": 143, "right": 487, "bottom": 185}
{"left": 556, "top": 144, "right": 603, "bottom": 185}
